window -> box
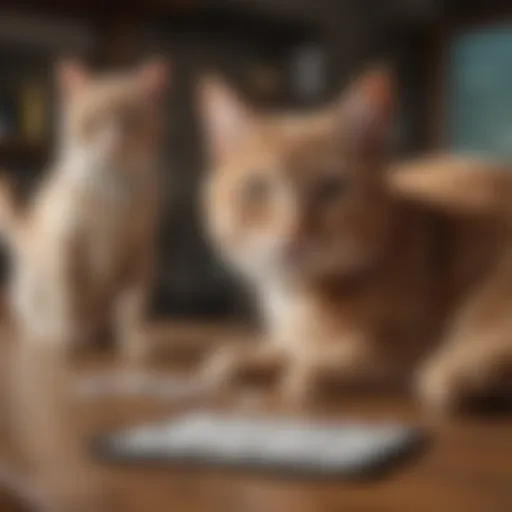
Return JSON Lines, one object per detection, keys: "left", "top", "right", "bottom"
{"left": 447, "top": 25, "right": 512, "bottom": 160}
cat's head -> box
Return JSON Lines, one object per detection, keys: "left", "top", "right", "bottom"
{"left": 200, "top": 69, "right": 395, "bottom": 283}
{"left": 57, "top": 58, "right": 169, "bottom": 170}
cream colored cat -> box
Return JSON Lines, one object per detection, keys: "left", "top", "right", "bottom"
{"left": 199, "top": 70, "right": 512, "bottom": 412}
{"left": 1, "top": 58, "right": 168, "bottom": 511}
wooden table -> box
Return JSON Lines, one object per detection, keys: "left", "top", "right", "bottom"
{"left": 1, "top": 321, "right": 512, "bottom": 512}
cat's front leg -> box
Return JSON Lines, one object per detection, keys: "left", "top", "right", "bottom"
{"left": 201, "top": 340, "right": 286, "bottom": 390}
{"left": 280, "top": 337, "right": 387, "bottom": 404}
{"left": 12, "top": 332, "right": 116, "bottom": 512}
{"left": 115, "top": 284, "right": 149, "bottom": 364}
{"left": 416, "top": 335, "right": 511, "bottom": 412}
{"left": 114, "top": 248, "right": 153, "bottom": 365}
{"left": 417, "top": 261, "right": 512, "bottom": 412}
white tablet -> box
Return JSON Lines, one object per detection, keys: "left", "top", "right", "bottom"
{"left": 92, "top": 411, "right": 426, "bottom": 478}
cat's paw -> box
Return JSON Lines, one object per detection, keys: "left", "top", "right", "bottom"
{"left": 120, "top": 337, "right": 153, "bottom": 368}
{"left": 200, "top": 345, "right": 244, "bottom": 390}
{"left": 280, "top": 364, "right": 317, "bottom": 406}
{"left": 416, "top": 360, "right": 465, "bottom": 413}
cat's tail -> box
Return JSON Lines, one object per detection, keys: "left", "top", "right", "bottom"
{"left": 389, "top": 154, "right": 512, "bottom": 217}
{"left": 0, "top": 172, "right": 22, "bottom": 247}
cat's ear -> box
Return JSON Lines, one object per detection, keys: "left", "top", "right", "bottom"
{"left": 336, "top": 67, "right": 394, "bottom": 149}
{"left": 137, "top": 59, "right": 170, "bottom": 99}
{"left": 199, "top": 75, "right": 256, "bottom": 165}
{"left": 57, "top": 58, "right": 90, "bottom": 96}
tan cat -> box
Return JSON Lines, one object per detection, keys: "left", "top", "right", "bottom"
{"left": 198, "top": 69, "right": 512, "bottom": 411}
{"left": 1, "top": 59, "right": 168, "bottom": 510}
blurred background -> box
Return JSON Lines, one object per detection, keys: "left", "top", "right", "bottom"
{"left": 0, "top": 0, "right": 507, "bottom": 322}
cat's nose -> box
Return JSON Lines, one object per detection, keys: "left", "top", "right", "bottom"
{"left": 278, "top": 208, "right": 309, "bottom": 262}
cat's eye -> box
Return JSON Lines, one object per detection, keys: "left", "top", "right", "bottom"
{"left": 314, "top": 174, "right": 348, "bottom": 204}
{"left": 240, "top": 175, "right": 271, "bottom": 204}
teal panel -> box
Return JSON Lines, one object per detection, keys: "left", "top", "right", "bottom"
{"left": 448, "top": 26, "right": 512, "bottom": 162}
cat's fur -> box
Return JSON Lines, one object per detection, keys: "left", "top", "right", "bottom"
{"left": 199, "top": 70, "right": 512, "bottom": 411}
{"left": 1, "top": 59, "right": 168, "bottom": 510}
